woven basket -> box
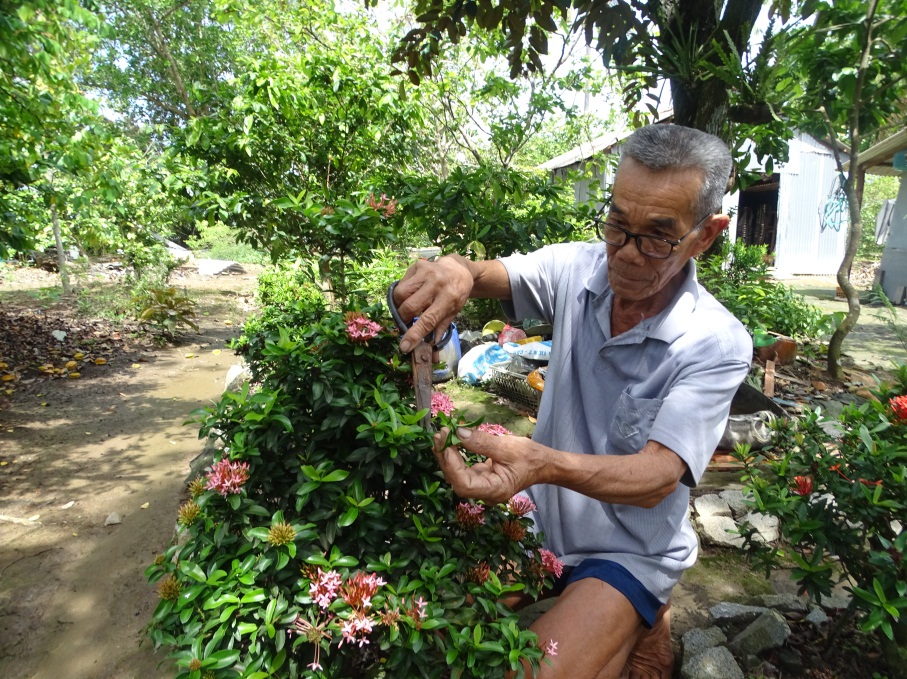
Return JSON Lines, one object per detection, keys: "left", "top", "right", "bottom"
{"left": 486, "top": 365, "right": 542, "bottom": 415}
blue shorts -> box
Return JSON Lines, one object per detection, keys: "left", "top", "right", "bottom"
{"left": 551, "top": 558, "right": 663, "bottom": 628}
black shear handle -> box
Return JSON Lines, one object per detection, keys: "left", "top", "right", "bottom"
{"left": 386, "top": 281, "right": 453, "bottom": 350}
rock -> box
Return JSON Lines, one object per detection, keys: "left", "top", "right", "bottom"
{"left": 730, "top": 610, "right": 791, "bottom": 656}
{"left": 224, "top": 363, "right": 251, "bottom": 392}
{"left": 681, "top": 646, "right": 744, "bottom": 679}
{"left": 776, "top": 648, "right": 805, "bottom": 675}
{"left": 805, "top": 606, "right": 829, "bottom": 627}
{"left": 719, "top": 489, "right": 751, "bottom": 518}
{"left": 694, "top": 494, "right": 732, "bottom": 518}
{"left": 682, "top": 626, "right": 727, "bottom": 662}
{"left": 104, "top": 512, "right": 122, "bottom": 526}
{"left": 743, "top": 512, "right": 780, "bottom": 543}
{"left": 752, "top": 593, "right": 807, "bottom": 613}
{"left": 708, "top": 602, "right": 769, "bottom": 627}
{"left": 186, "top": 435, "right": 223, "bottom": 483}
{"left": 696, "top": 514, "right": 744, "bottom": 547}
{"left": 818, "top": 591, "right": 852, "bottom": 611}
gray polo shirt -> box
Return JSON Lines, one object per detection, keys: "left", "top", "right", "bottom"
{"left": 500, "top": 242, "right": 752, "bottom": 602}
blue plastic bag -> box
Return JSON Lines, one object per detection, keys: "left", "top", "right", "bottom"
{"left": 457, "top": 343, "right": 510, "bottom": 385}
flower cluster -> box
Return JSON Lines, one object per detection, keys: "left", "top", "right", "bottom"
{"left": 507, "top": 493, "right": 537, "bottom": 517}
{"left": 501, "top": 519, "right": 528, "bottom": 542}
{"left": 791, "top": 475, "right": 813, "bottom": 496}
{"left": 478, "top": 422, "right": 511, "bottom": 437}
{"left": 177, "top": 500, "right": 200, "bottom": 527}
{"left": 542, "top": 639, "right": 559, "bottom": 658}
{"left": 455, "top": 501, "right": 486, "bottom": 529}
{"left": 205, "top": 458, "right": 250, "bottom": 496}
{"left": 294, "top": 569, "right": 427, "bottom": 669}
{"left": 309, "top": 568, "right": 343, "bottom": 610}
{"left": 267, "top": 521, "right": 296, "bottom": 546}
{"left": 366, "top": 192, "right": 398, "bottom": 218}
{"left": 345, "top": 313, "right": 382, "bottom": 343}
{"left": 156, "top": 573, "right": 181, "bottom": 601}
{"left": 430, "top": 391, "right": 455, "bottom": 417}
{"left": 539, "top": 549, "right": 564, "bottom": 578}
{"left": 467, "top": 562, "right": 490, "bottom": 585}
{"left": 890, "top": 395, "right": 907, "bottom": 420}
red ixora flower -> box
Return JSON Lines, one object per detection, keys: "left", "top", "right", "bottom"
{"left": 341, "top": 572, "right": 387, "bottom": 612}
{"left": 791, "top": 475, "right": 813, "bottom": 496}
{"left": 205, "top": 458, "right": 250, "bottom": 496}
{"left": 889, "top": 395, "right": 907, "bottom": 420}
{"left": 539, "top": 549, "right": 564, "bottom": 578}
{"left": 430, "top": 392, "right": 454, "bottom": 417}
{"left": 477, "top": 422, "right": 511, "bottom": 437}
{"left": 346, "top": 314, "right": 381, "bottom": 343}
{"left": 366, "top": 193, "right": 398, "bottom": 218}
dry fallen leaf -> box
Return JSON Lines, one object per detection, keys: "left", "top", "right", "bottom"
{"left": 131, "top": 363, "right": 142, "bottom": 369}
{"left": 223, "top": 320, "right": 233, "bottom": 326}
{"left": 40, "top": 402, "right": 48, "bottom": 407}
{"left": 212, "top": 349, "right": 222, "bottom": 355}
{"left": 140, "top": 502, "right": 150, "bottom": 509}
{"left": 0, "top": 461, "right": 7, "bottom": 467}
{"left": 184, "top": 353, "right": 195, "bottom": 359}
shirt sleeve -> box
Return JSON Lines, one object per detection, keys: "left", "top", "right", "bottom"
{"left": 648, "top": 342, "right": 751, "bottom": 487}
{"left": 498, "top": 243, "right": 579, "bottom": 323}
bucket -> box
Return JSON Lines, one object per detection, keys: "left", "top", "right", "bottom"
{"left": 433, "top": 323, "right": 461, "bottom": 383}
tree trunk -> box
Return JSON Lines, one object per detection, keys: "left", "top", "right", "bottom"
{"left": 51, "top": 200, "right": 71, "bottom": 296}
{"left": 318, "top": 258, "right": 335, "bottom": 308}
{"left": 826, "top": 176, "right": 863, "bottom": 379}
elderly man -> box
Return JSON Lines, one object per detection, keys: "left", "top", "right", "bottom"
{"left": 394, "top": 124, "right": 752, "bottom": 678}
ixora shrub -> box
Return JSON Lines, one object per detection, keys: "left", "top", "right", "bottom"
{"left": 146, "top": 304, "right": 560, "bottom": 678}
{"left": 736, "top": 365, "right": 907, "bottom": 675}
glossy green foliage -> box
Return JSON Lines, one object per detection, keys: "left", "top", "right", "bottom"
{"left": 137, "top": 286, "right": 200, "bottom": 340}
{"left": 736, "top": 366, "right": 907, "bottom": 644}
{"left": 398, "top": 164, "right": 591, "bottom": 261}
{"left": 698, "top": 241, "right": 834, "bottom": 339}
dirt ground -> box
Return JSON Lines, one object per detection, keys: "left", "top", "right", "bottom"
{"left": 0, "top": 264, "right": 258, "bottom": 679}
{"left": 1, "top": 261, "right": 904, "bottom": 679}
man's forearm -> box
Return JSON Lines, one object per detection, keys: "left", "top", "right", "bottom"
{"left": 532, "top": 441, "right": 686, "bottom": 509}
{"left": 445, "top": 255, "right": 512, "bottom": 301}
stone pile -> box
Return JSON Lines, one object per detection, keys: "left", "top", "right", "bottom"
{"left": 680, "top": 595, "right": 848, "bottom": 679}
{"left": 692, "top": 489, "right": 779, "bottom": 548}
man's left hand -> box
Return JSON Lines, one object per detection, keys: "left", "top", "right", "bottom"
{"left": 432, "top": 427, "right": 544, "bottom": 504}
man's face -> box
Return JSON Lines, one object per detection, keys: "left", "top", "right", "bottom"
{"left": 605, "top": 157, "right": 725, "bottom": 306}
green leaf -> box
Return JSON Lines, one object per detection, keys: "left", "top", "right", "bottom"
{"left": 205, "top": 649, "right": 240, "bottom": 669}
{"left": 337, "top": 506, "right": 359, "bottom": 527}
{"left": 180, "top": 562, "right": 208, "bottom": 582}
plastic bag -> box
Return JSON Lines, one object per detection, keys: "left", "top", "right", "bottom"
{"left": 457, "top": 343, "right": 510, "bottom": 385}
{"left": 502, "top": 340, "right": 552, "bottom": 362}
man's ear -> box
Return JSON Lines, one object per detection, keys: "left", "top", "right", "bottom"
{"left": 691, "top": 214, "right": 730, "bottom": 257}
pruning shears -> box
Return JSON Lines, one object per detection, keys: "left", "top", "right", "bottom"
{"left": 386, "top": 280, "right": 453, "bottom": 430}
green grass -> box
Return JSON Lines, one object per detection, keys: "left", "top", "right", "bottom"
{"left": 441, "top": 380, "right": 537, "bottom": 438}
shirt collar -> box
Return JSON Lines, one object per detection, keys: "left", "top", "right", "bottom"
{"left": 584, "top": 252, "right": 700, "bottom": 344}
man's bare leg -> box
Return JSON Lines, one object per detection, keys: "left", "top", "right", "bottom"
{"left": 508, "top": 578, "right": 646, "bottom": 679}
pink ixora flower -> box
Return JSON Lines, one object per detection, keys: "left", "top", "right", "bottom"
{"left": 478, "top": 422, "right": 511, "bottom": 437}
{"left": 890, "top": 395, "right": 907, "bottom": 420}
{"left": 539, "top": 549, "right": 564, "bottom": 578}
{"left": 430, "top": 391, "right": 455, "bottom": 417}
{"left": 339, "top": 611, "right": 374, "bottom": 647}
{"left": 507, "top": 493, "right": 536, "bottom": 517}
{"left": 542, "top": 639, "right": 558, "bottom": 658}
{"left": 346, "top": 314, "right": 381, "bottom": 343}
{"left": 205, "top": 458, "right": 250, "bottom": 496}
{"left": 309, "top": 568, "right": 343, "bottom": 610}
{"left": 455, "top": 501, "right": 486, "bottom": 529}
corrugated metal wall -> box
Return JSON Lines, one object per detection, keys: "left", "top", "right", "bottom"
{"left": 773, "top": 133, "right": 848, "bottom": 275}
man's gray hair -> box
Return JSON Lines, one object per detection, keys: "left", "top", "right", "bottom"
{"left": 620, "top": 124, "right": 733, "bottom": 217}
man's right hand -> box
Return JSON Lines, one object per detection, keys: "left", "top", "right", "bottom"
{"left": 393, "top": 255, "right": 474, "bottom": 353}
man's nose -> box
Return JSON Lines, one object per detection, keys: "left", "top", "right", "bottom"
{"left": 613, "top": 237, "right": 648, "bottom": 265}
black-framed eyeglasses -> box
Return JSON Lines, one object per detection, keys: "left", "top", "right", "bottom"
{"left": 593, "top": 212, "right": 712, "bottom": 260}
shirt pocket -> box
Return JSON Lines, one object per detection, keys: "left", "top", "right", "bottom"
{"left": 607, "top": 389, "right": 664, "bottom": 456}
